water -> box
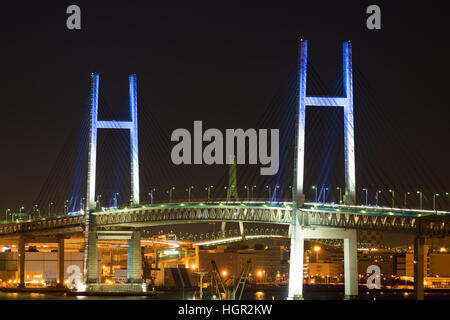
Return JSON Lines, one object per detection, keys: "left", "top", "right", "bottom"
{"left": 1, "top": 289, "right": 449, "bottom": 300}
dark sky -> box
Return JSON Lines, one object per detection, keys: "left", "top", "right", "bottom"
{"left": 1, "top": 1, "right": 450, "bottom": 223}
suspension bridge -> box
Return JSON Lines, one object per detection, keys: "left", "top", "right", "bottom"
{"left": 1, "top": 40, "right": 449, "bottom": 300}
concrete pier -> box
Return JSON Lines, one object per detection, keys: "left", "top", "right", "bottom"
{"left": 18, "top": 236, "right": 25, "bottom": 288}
{"left": 57, "top": 237, "right": 65, "bottom": 287}
{"left": 414, "top": 236, "right": 425, "bottom": 300}
{"left": 288, "top": 227, "right": 359, "bottom": 299}
{"left": 86, "top": 231, "right": 98, "bottom": 283}
{"left": 127, "top": 231, "right": 142, "bottom": 283}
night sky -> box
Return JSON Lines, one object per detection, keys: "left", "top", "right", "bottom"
{"left": 1, "top": 1, "right": 450, "bottom": 244}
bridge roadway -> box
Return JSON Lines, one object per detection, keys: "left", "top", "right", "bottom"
{"left": 0, "top": 200, "right": 448, "bottom": 298}
{"left": 1, "top": 201, "right": 450, "bottom": 237}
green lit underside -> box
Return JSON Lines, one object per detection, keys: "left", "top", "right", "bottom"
{"left": 1, "top": 201, "right": 446, "bottom": 225}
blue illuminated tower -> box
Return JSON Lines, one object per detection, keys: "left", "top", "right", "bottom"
{"left": 293, "top": 40, "right": 356, "bottom": 206}
{"left": 86, "top": 73, "right": 140, "bottom": 212}
{"left": 84, "top": 73, "right": 140, "bottom": 283}
{"left": 289, "top": 40, "right": 356, "bottom": 299}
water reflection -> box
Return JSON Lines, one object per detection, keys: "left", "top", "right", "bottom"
{"left": 0, "top": 290, "right": 449, "bottom": 300}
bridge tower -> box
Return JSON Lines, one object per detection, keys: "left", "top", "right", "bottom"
{"left": 293, "top": 40, "right": 356, "bottom": 206}
{"left": 289, "top": 40, "right": 358, "bottom": 299}
{"left": 84, "top": 73, "right": 140, "bottom": 284}
{"left": 86, "top": 73, "right": 140, "bottom": 211}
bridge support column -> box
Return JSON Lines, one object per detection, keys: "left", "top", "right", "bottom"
{"left": 344, "top": 229, "right": 358, "bottom": 299}
{"left": 86, "top": 231, "right": 98, "bottom": 283}
{"left": 57, "top": 237, "right": 65, "bottom": 287}
{"left": 127, "top": 231, "right": 142, "bottom": 283}
{"left": 18, "top": 236, "right": 25, "bottom": 288}
{"left": 194, "top": 245, "right": 199, "bottom": 270}
{"left": 299, "top": 227, "right": 359, "bottom": 299}
{"left": 414, "top": 236, "right": 425, "bottom": 300}
{"left": 287, "top": 224, "right": 304, "bottom": 300}
{"left": 239, "top": 221, "right": 245, "bottom": 241}
{"left": 153, "top": 247, "right": 158, "bottom": 268}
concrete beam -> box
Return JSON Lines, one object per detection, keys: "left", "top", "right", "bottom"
{"left": 287, "top": 222, "right": 304, "bottom": 300}
{"left": 344, "top": 231, "right": 358, "bottom": 299}
{"left": 97, "top": 230, "right": 134, "bottom": 240}
{"left": 18, "top": 236, "right": 25, "bottom": 288}
{"left": 239, "top": 221, "right": 245, "bottom": 241}
{"left": 127, "top": 231, "right": 142, "bottom": 283}
{"left": 414, "top": 236, "right": 425, "bottom": 300}
{"left": 57, "top": 237, "right": 65, "bottom": 287}
{"left": 288, "top": 226, "right": 359, "bottom": 300}
{"left": 86, "top": 231, "right": 98, "bottom": 283}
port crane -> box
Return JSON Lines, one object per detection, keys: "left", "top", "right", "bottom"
{"left": 210, "top": 259, "right": 251, "bottom": 300}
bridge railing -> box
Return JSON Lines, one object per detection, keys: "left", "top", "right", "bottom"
{"left": 181, "top": 227, "right": 289, "bottom": 243}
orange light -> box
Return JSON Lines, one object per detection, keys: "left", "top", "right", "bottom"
{"left": 440, "top": 247, "right": 447, "bottom": 253}
{"left": 221, "top": 271, "right": 227, "bottom": 277}
{"left": 257, "top": 271, "right": 263, "bottom": 277}
{"left": 313, "top": 246, "right": 321, "bottom": 252}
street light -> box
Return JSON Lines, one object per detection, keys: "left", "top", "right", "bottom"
{"left": 224, "top": 186, "right": 229, "bottom": 201}
{"left": 336, "top": 187, "right": 342, "bottom": 204}
{"left": 312, "top": 186, "right": 317, "bottom": 202}
{"left": 433, "top": 193, "right": 440, "bottom": 212}
{"left": 243, "top": 186, "right": 250, "bottom": 201}
{"left": 275, "top": 185, "right": 280, "bottom": 200}
{"left": 417, "top": 191, "right": 423, "bottom": 210}
{"left": 265, "top": 185, "right": 272, "bottom": 200}
{"left": 256, "top": 270, "right": 264, "bottom": 283}
{"left": 113, "top": 193, "right": 119, "bottom": 208}
{"left": 48, "top": 202, "right": 54, "bottom": 216}
{"left": 313, "top": 245, "right": 321, "bottom": 262}
{"left": 167, "top": 187, "right": 175, "bottom": 202}
{"left": 324, "top": 187, "right": 329, "bottom": 203}
{"left": 446, "top": 192, "right": 450, "bottom": 210}
{"left": 148, "top": 188, "right": 155, "bottom": 204}
{"left": 96, "top": 195, "right": 102, "bottom": 209}
{"left": 251, "top": 185, "right": 257, "bottom": 201}
{"left": 362, "top": 188, "right": 368, "bottom": 206}
{"left": 80, "top": 197, "right": 86, "bottom": 212}
{"left": 186, "top": 186, "right": 194, "bottom": 202}
{"left": 5, "top": 209, "right": 11, "bottom": 222}
{"left": 205, "top": 185, "right": 213, "bottom": 201}
{"left": 33, "top": 204, "right": 40, "bottom": 218}
{"left": 375, "top": 190, "right": 382, "bottom": 206}
{"left": 64, "top": 200, "right": 69, "bottom": 214}
{"left": 404, "top": 192, "right": 410, "bottom": 208}
{"left": 389, "top": 189, "right": 395, "bottom": 208}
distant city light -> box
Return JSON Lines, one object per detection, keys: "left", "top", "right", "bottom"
{"left": 163, "top": 249, "right": 178, "bottom": 255}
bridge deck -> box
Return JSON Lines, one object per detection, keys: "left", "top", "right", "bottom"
{"left": 1, "top": 201, "right": 449, "bottom": 236}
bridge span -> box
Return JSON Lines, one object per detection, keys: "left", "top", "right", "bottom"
{"left": 2, "top": 40, "right": 449, "bottom": 300}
